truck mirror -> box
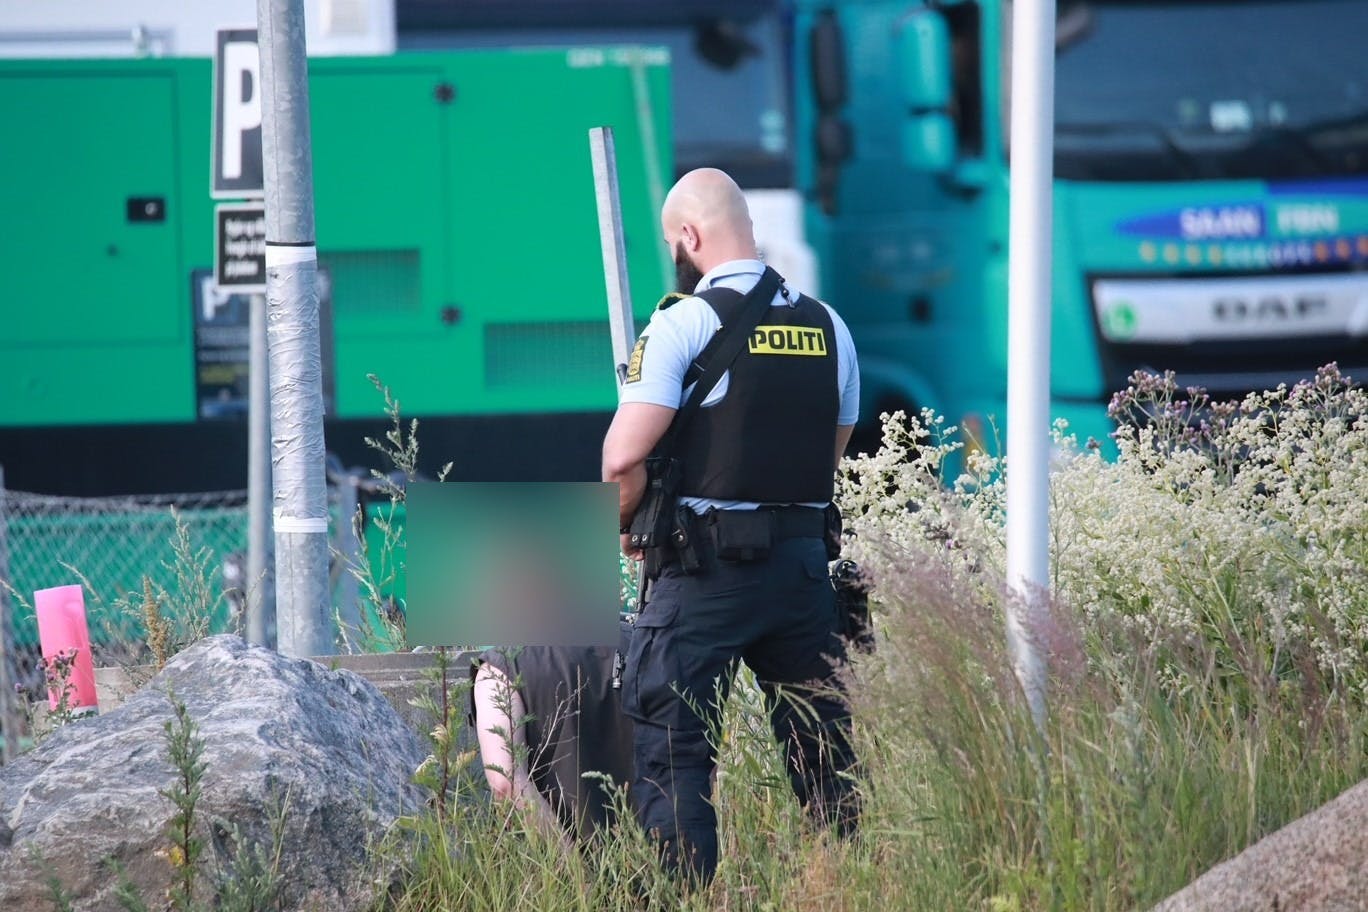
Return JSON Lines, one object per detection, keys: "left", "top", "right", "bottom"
{"left": 810, "top": 10, "right": 847, "bottom": 112}
{"left": 897, "top": 9, "right": 957, "bottom": 173}
{"left": 817, "top": 113, "right": 852, "bottom": 166}
{"left": 695, "top": 18, "right": 759, "bottom": 71}
{"left": 811, "top": 10, "right": 851, "bottom": 213}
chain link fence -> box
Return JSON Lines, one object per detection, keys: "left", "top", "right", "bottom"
{"left": 0, "top": 475, "right": 403, "bottom": 761}
{"left": 0, "top": 488, "right": 249, "bottom": 681}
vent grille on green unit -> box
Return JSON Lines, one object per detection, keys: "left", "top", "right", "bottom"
{"left": 320, "top": 249, "right": 421, "bottom": 314}
{"left": 484, "top": 321, "right": 612, "bottom": 390}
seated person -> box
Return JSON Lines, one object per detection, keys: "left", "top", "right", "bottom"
{"left": 469, "top": 625, "right": 635, "bottom": 843}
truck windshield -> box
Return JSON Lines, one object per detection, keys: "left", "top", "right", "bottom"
{"left": 397, "top": 1, "right": 792, "bottom": 187}
{"left": 1054, "top": 0, "right": 1368, "bottom": 181}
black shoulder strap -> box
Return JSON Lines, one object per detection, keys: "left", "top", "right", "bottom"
{"left": 681, "top": 286, "right": 744, "bottom": 388}
{"left": 657, "top": 267, "right": 782, "bottom": 454}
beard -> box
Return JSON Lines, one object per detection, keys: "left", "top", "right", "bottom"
{"left": 673, "top": 242, "right": 706, "bottom": 294}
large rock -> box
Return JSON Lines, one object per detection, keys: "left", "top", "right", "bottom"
{"left": 0, "top": 635, "right": 431, "bottom": 912}
{"left": 94, "top": 649, "right": 481, "bottom": 748}
{"left": 1152, "top": 778, "right": 1368, "bottom": 911}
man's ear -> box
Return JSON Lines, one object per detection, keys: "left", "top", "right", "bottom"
{"left": 680, "top": 222, "right": 702, "bottom": 253}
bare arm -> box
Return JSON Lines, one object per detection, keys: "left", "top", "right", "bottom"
{"left": 472, "top": 662, "right": 567, "bottom": 845}
{"left": 835, "top": 424, "right": 855, "bottom": 470}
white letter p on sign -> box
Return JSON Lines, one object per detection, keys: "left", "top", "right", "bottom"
{"left": 222, "top": 41, "right": 261, "bottom": 181}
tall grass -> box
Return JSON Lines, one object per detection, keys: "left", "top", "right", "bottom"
{"left": 372, "top": 366, "right": 1368, "bottom": 911}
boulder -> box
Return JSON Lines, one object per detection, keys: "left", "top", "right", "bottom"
{"left": 94, "top": 649, "right": 481, "bottom": 748}
{"left": 0, "top": 635, "right": 432, "bottom": 912}
{"left": 1152, "top": 778, "right": 1368, "bottom": 912}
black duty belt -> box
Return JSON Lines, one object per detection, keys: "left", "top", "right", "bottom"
{"left": 709, "top": 505, "right": 827, "bottom": 540}
{"left": 651, "top": 503, "right": 834, "bottom": 573}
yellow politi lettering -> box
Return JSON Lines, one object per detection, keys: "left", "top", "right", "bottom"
{"left": 747, "top": 325, "right": 828, "bottom": 356}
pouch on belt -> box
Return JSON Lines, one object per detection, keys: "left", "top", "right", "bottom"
{"left": 704, "top": 508, "right": 773, "bottom": 562}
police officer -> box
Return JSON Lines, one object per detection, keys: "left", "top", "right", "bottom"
{"left": 602, "top": 168, "right": 860, "bottom": 885}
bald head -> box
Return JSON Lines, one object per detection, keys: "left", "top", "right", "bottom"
{"left": 662, "top": 168, "right": 758, "bottom": 283}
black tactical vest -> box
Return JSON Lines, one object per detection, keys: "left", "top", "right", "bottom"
{"left": 675, "top": 286, "right": 839, "bottom": 502}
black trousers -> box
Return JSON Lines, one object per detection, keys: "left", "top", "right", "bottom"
{"left": 621, "top": 535, "right": 859, "bottom": 884}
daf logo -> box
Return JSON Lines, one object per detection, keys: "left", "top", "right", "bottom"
{"left": 1212, "top": 294, "right": 1328, "bottom": 322}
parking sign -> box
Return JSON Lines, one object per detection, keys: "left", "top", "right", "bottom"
{"left": 212, "top": 28, "right": 264, "bottom": 199}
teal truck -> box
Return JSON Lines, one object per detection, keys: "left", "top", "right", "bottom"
{"left": 787, "top": 0, "right": 1368, "bottom": 454}
{"left": 404, "top": 0, "right": 1368, "bottom": 456}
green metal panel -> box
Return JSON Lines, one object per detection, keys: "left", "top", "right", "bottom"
{"left": 0, "top": 67, "right": 190, "bottom": 425}
{"left": 320, "top": 48, "right": 672, "bottom": 418}
{"left": 0, "top": 48, "right": 671, "bottom": 429}
{"left": 312, "top": 66, "right": 449, "bottom": 346}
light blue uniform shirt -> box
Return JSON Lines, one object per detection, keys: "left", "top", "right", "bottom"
{"left": 619, "top": 259, "right": 860, "bottom": 512}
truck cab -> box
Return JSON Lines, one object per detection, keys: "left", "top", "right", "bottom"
{"left": 793, "top": 0, "right": 1368, "bottom": 456}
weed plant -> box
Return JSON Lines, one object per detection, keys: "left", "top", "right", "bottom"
{"left": 339, "top": 374, "right": 453, "bottom": 654}
{"left": 13, "top": 647, "right": 86, "bottom": 746}
{"left": 56, "top": 508, "right": 233, "bottom": 672}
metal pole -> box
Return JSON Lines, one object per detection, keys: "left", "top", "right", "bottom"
{"left": 590, "top": 126, "right": 650, "bottom": 610}
{"left": 256, "top": 0, "right": 332, "bottom": 657}
{"left": 589, "top": 127, "right": 637, "bottom": 384}
{"left": 246, "top": 292, "right": 276, "bottom": 648}
{"left": 335, "top": 471, "right": 362, "bottom": 646}
{"left": 0, "top": 466, "right": 19, "bottom": 763}
{"left": 1005, "top": 0, "right": 1056, "bottom": 731}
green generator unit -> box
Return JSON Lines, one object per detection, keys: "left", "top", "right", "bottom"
{"left": 0, "top": 47, "right": 672, "bottom": 494}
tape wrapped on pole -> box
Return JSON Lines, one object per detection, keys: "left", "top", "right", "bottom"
{"left": 265, "top": 243, "right": 316, "bottom": 267}
{"left": 257, "top": 0, "right": 332, "bottom": 658}
{"left": 273, "top": 515, "right": 329, "bottom": 534}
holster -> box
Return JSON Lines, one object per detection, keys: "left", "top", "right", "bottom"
{"left": 670, "top": 505, "right": 704, "bottom": 574}
{"left": 823, "top": 502, "right": 843, "bottom": 560}
{"left": 628, "top": 456, "right": 681, "bottom": 551}
{"left": 611, "top": 612, "right": 636, "bottom": 690}
{"left": 831, "top": 558, "right": 875, "bottom": 654}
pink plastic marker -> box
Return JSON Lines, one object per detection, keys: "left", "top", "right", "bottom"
{"left": 34, "top": 584, "right": 99, "bottom": 715}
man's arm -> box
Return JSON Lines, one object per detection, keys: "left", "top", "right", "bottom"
{"left": 826, "top": 305, "right": 860, "bottom": 471}
{"left": 602, "top": 402, "right": 677, "bottom": 552}
{"left": 472, "top": 662, "right": 567, "bottom": 845}
{"left": 835, "top": 424, "right": 854, "bottom": 470}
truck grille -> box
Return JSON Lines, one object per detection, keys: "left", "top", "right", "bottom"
{"left": 1089, "top": 267, "right": 1368, "bottom": 397}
